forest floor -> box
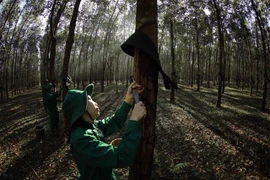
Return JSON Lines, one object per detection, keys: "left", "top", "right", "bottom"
{"left": 0, "top": 82, "right": 269, "bottom": 180}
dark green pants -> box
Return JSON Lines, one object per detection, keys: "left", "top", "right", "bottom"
{"left": 48, "top": 111, "right": 59, "bottom": 135}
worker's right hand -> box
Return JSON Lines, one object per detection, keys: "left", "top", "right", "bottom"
{"left": 130, "top": 101, "right": 147, "bottom": 121}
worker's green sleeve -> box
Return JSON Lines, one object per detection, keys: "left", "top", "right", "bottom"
{"left": 70, "top": 120, "right": 141, "bottom": 179}
{"left": 46, "top": 91, "right": 61, "bottom": 101}
{"left": 95, "top": 101, "right": 132, "bottom": 137}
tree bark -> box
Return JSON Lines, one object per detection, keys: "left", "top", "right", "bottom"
{"left": 207, "top": 44, "right": 212, "bottom": 88}
{"left": 101, "top": 0, "right": 119, "bottom": 92}
{"left": 170, "top": 19, "right": 175, "bottom": 102}
{"left": 62, "top": 0, "right": 81, "bottom": 134}
{"left": 191, "top": 42, "right": 195, "bottom": 87}
{"left": 195, "top": 14, "right": 200, "bottom": 92}
{"left": 255, "top": 24, "right": 260, "bottom": 92}
{"left": 49, "top": 0, "right": 68, "bottom": 82}
{"left": 213, "top": 0, "right": 224, "bottom": 108}
{"left": 0, "top": 0, "right": 17, "bottom": 41}
{"left": 251, "top": 0, "right": 268, "bottom": 110}
{"left": 128, "top": 0, "right": 158, "bottom": 179}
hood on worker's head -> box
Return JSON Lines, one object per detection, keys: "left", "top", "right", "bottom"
{"left": 46, "top": 83, "right": 56, "bottom": 90}
{"left": 62, "top": 84, "right": 94, "bottom": 128}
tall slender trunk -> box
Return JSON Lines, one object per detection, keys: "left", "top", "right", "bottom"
{"left": 207, "top": 44, "right": 212, "bottom": 88}
{"left": 62, "top": 0, "right": 81, "bottom": 134}
{"left": 222, "top": 40, "right": 227, "bottom": 93}
{"left": 255, "top": 25, "right": 260, "bottom": 92}
{"left": 195, "top": 14, "right": 200, "bottom": 91}
{"left": 187, "top": 39, "right": 191, "bottom": 84}
{"left": 251, "top": 0, "right": 268, "bottom": 110}
{"left": 128, "top": 0, "right": 158, "bottom": 179}
{"left": 227, "top": 43, "right": 231, "bottom": 84}
{"left": 101, "top": 0, "right": 119, "bottom": 92}
{"left": 191, "top": 42, "right": 195, "bottom": 87}
{"left": 170, "top": 19, "right": 175, "bottom": 102}
{"left": 89, "top": 27, "right": 99, "bottom": 83}
{"left": 213, "top": 0, "right": 224, "bottom": 108}
{"left": 49, "top": 0, "right": 68, "bottom": 82}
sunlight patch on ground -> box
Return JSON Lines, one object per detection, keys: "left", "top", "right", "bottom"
{"left": 222, "top": 103, "right": 253, "bottom": 116}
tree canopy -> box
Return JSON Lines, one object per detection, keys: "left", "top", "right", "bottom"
{"left": 0, "top": 0, "right": 269, "bottom": 109}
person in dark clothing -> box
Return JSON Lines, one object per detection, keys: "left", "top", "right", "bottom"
{"left": 62, "top": 81, "right": 146, "bottom": 180}
{"left": 46, "top": 83, "right": 61, "bottom": 136}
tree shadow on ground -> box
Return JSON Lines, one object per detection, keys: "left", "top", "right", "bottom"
{"left": 0, "top": 86, "right": 75, "bottom": 179}
{"left": 0, "top": 89, "right": 44, "bottom": 132}
{"left": 155, "top": 104, "right": 203, "bottom": 179}
{"left": 0, "top": 136, "right": 64, "bottom": 180}
{"left": 173, "top": 85, "right": 270, "bottom": 178}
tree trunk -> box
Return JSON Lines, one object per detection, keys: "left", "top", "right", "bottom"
{"left": 207, "top": 44, "right": 212, "bottom": 88}
{"left": 115, "top": 52, "right": 120, "bottom": 94}
{"left": 213, "top": 48, "right": 218, "bottom": 86}
{"left": 4, "top": 67, "right": 9, "bottom": 100}
{"left": 89, "top": 27, "right": 99, "bottom": 83}
{"left": 125, "top": 56, "right": 130, "bottom": 88}
{"left": 84, "top": 27, "right": 95, "bottom": 83}
{"left": 227, "top": 43, "right": 231, "bottom": 84}
{"left": 222, "top": 41, "right": 227, "bottom": 94}
{"left": 49, "top": 0, "right": 68, "bottom": 82}
{"left": 101, "top": 0, "right": 119, "bottom": 92}
{"left": 42, "top": 29, "right": 50, "bottom": 84}
{"left": 195, "top": 14, "right": 200, "bottom": 92}
{"left": 48, "top": 0, "right": 57, "bottom": 82}
{"left": 255, "top": 24, "right": 260, "bottom": 92}
{"left": 191, "top": 42, "right": 195, "bottom": 87}
{"left": 170, "top": 19, "right": 175, "bottom": 102}
{"left": 187, "top": 39, "right": 191, "bottom": 84}
{"left": 62, "top": 0, "right": 81, "bottom": 135}
{"left": 241, "top": 47, "right": 244, "bottom": 90}
{"left": 0, "top": 0, "right": 17, "bottom": 41}
{"left": 128, "top": 0, "right": 158, "bottom": 179}
{"left": 213, "top": 0, "right": 224, "bottom": 108}
{"left": 158, "top": 15, "right": 168, "bottom": 53}
{"left": 236, "top": 44, "right": 240, "bottom": 87}
{"left": 251, "top": 0, "right": 268, "bottom": 110}
{"left": 77, "top": 33, "right": 87, "bottom": 88}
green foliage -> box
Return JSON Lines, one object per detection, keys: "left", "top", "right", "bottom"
{"left": 169, "top": 162, "right": 190, "bottom": 174}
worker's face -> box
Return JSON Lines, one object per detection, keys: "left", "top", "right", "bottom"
{"left": 50, "top": 86, "right": 56, "bottom": 92}
{"left": 86, "top": 95, "right": 100, "bottom": 119}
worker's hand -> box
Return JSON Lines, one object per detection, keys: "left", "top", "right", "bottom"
{"left": 124, "top": 81, "right": 144, "bottom": 105}
{"left": 110, "top": 138, "right": 122, "bottom": 148}
{"left": 130, "top": 101, "right": 147, "bottom": 121}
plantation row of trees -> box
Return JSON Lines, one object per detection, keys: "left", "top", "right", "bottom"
{"left": 159, "top": 0, "right": 270, "bottom": 109}
{"left": 0, "top": 0, "right": 269, "bottom": 109}
{"left": 0, "top": 0, "right": 269, "bottom": 179}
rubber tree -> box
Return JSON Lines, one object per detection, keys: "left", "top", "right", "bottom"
{"left": 128, "top": 0, "right": 158, "bottom": 179}
{"left": 48, "top": 0, "right": 68, "bottom": 82}
{"left": 170, "top": 18, "right": 176, "bottom": 102}
{"left": 212, "top": 0, "right": 224, "bottom": 108}
{"left": 62, "top": 0, "right": 81, "bottom": 135}
{"left": 250, "top": 0, "right": 269, "bottom": 110}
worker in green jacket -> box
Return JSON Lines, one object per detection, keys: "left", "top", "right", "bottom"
{"left": 62, "top": 81, "right": 146, "bottom": 180}
{"left": 45, "top": 83, "right": 61, "bottom": 136}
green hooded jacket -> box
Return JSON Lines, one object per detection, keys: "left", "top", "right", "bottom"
{"left": 70, "top": 101, "right": 141, "bottom": 180}
{"left": 45, "top": 90, "right": 61, "bottom": 112}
